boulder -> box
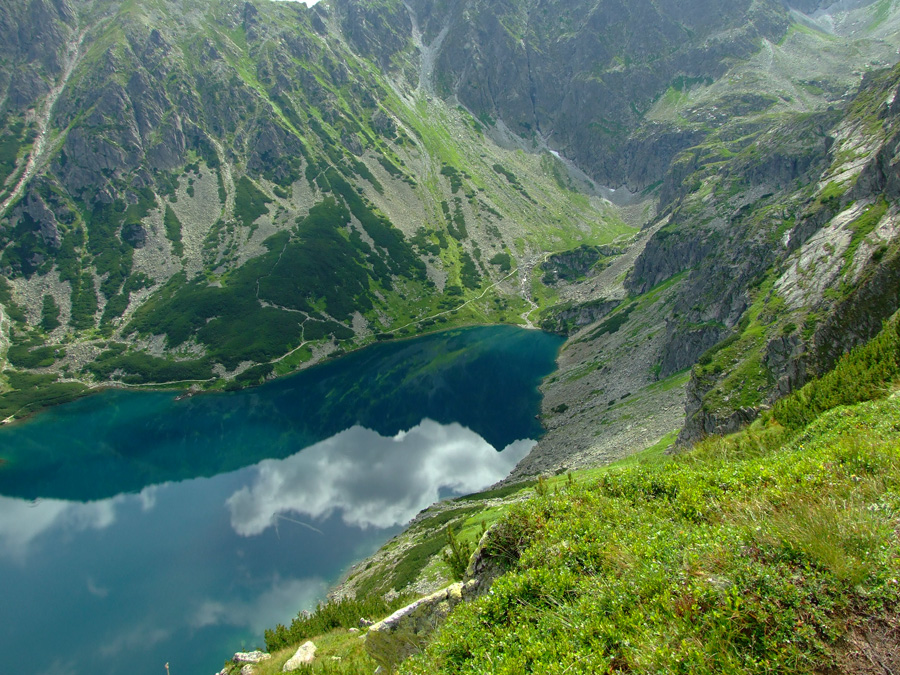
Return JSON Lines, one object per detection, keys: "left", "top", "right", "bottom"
{"left": 233, "top": 651, "right": 271, "bottom": 664}
{"left": 365, "top": 580, "right": 479, "bottom": 671}
{"left": 282, "top": 641, "right": 317, "bottom": 671}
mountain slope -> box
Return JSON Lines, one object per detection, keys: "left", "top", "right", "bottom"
{"left": 1, "top": 0, "right": 900, "bottom": 458}
{"left": 517, "top": 9, "right": 900, "bottom": 474}
{"left": 0, "top": 0, "right": 627, "bottom": 417}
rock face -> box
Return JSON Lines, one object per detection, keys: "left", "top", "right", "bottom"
{"left": 365, "top": 580, "right": 480, "bottom": 671}
{"left": 233, "top": 651, "right": 271, "bottom": 664}
{"left": 671, "top": 65, "right": 900, "bottom": 445}
{"left": 282, "top": 641, "right": 317, "bottom": 672}
{"left": 399, "top": 0, "right": 793, "bottom": 190}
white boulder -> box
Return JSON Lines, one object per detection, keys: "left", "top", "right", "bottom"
{"left": 282, "top": 641, "right": 317, "bottom": 671}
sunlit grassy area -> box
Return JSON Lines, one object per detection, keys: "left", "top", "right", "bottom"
{"left": 402, "top": 316, "right": 900, "bottom": 674}
{"left": 250, "top": 315, "right": 900, "bottom": 675}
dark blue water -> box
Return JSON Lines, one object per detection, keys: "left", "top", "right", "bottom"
{"left": 0, "top": 326, "right": 562, "bottom": 675}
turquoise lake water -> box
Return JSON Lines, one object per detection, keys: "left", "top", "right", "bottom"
{"left": 0, "top": 326, "right": 563, "bottom": 675}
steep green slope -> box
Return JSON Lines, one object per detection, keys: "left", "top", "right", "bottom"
{"left": 234, "top": 310, "right": 900, "bottom": 675}
{"left": 0, "top": 0, "right": 627, "bottom": 417}
{"left": 399, "top": 312, "right": 900, "bottom": 674}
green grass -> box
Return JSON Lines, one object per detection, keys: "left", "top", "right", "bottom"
{"left": 0, "top": 372, "right": 89, "bottom": 420}
{"left": 253, "top": 307, "right": 900, "bottom": 674}
{"left": 265, "top": 595, "right": 412, "bottom": 653}
{"left": 453, "top": 481, "right": 537, "bottom": 503}
{"left": 401, "top": 334, "right": 900, "bottom": 674}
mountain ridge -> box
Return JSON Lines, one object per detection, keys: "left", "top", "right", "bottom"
{"left": 0, "top": 0, "right": 899, "bottom": 472}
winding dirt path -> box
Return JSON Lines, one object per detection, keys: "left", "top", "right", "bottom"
{"left": 517, "top": 253, "right": 548, "bottom": 329}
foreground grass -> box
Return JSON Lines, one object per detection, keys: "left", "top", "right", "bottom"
{"left": 403, "top": 397, "right": 900, "bottom": 674}
{"left": 401, "top": 314, "right": 900, "bottom": 674}
{"left": 256, "top": 316, "right": 900, "bottom": 674}
{"left": 219, "top": 629, "right": 377, "bottom": 675}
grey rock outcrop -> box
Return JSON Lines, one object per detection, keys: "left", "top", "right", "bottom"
{"left": 541, "top": 298, "right": 620, "bottom": 335}
{"left": 282, "top": 641, "right": 317, "bottom": 671}
{"left": 233, "top": 651, "right": 271, "bottom": 664}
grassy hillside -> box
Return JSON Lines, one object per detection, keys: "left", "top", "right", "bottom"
{"left": 404, "top": 315, "right": 900, "bottom": 674}
{"left": 0, "top": 0, "right": 631, "bottom": 419}
{"left": 238, "top": 312, "right": 900, "bottom": 674}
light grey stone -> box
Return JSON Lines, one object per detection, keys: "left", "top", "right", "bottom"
{"left": 233, "top": 651, "right": 271, "bottom": 664}
{"left": 365, "top": 580, "right": 479, "bottom": 671}
{"left": 282, "top": 641, "right": 317, "bottom": 671}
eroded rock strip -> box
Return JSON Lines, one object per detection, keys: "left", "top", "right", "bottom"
{"left": 0, "top": 27, "right": 88, "bottom": 218}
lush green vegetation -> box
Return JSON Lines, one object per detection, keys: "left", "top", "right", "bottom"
{"left": 0, "top": 372, "right": 88, "bottom": 420}
{"left": 7, "top": 343, "right": 64, "bottom": 369}
{"left": 128, "top": 198, "right": 383, "bottom": 367}
{"left": 772, "top": 312, "right": 900, "bottom": 431}
{"left": 87, "top": 346, "right": 213, "bottom": 384}
{"left": 234, "top": 175, "right": 272, "bottom": 230}
{"left": 0, "top": 277, "right": 26, "bottom": 323}
{"left": 86, "top": 194, "right": 153, "bottom": 298}
{"left": 228, "top": 629, "right": 381, "bottom": 675}
{"left": 249, "top": 314, "right": 900, "bottom": 675}
{"left": 320, "top": 168, "right": 426, "bottom": 283}
{"left": 265, "top": 595, "right": 411, "bottom": 653}
{"left": 40, "top": 294, "right": 61, "bottom": 332}
{"left": 459, "top": 251, "right": 481, "bottom": 290}
{"left": 164, "top": 205, "right": 184, "bottom": 256}
{"left": 488, "top": 252, "right": 512, "bottom": 272}
{"left": 401, "top": 314, "right": 900, "bottom": 674}
{"left": 69, "top": 272, "right": 99, "bottom": 330}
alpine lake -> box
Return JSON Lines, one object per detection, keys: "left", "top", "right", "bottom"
{"left": 0, "top": 325, "right": 563, "bottom": 675}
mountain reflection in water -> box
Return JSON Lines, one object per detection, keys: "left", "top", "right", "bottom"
{"left": 0, "top": 421, "right": 531, "bottom": 675}
{"left": 0, "top": 326, "right": 562, "bottom": 675}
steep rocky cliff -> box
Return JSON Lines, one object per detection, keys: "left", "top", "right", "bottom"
{"left": 0, "top": 0, "right": 625, "bottom": 414}
{"left": 2, "top": 0, "right": 900, "bottom": 454}
{"left": 513, "top": 0, "right": 900, "bottom": 471}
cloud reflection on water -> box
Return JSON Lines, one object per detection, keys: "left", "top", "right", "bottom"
{"left": 227, "top": 419, "right": 534, "bottom": 534}
{"left": 0, "top": 495, "right": 121, "bottom": 563}
{"left": 191, "top": 576, "right": 329, "bottom": 634}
